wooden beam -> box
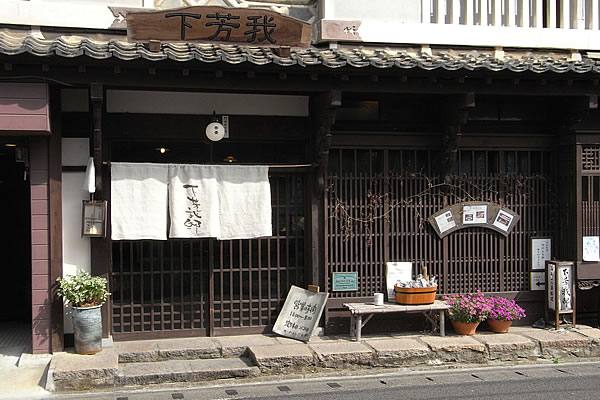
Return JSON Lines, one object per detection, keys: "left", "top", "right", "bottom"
{"left": 2, "top": 63, "right": 600, "bottom": 97}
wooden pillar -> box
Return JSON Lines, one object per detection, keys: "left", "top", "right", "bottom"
{"left": 49, "top": 86, "right": 64, "bottom": 353}
{"left": 310, "top": 90, "right": 340, "bottom": 331}
{"left": 89, "top": 83, "right": 111, "bottom": 338}
{"left": 439, "top": 94, "right": 474, "bottom": 293}
{"left": 439, "top": 93, "right": 475, "bottom": 183}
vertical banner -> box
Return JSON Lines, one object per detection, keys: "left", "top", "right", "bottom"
{"left": 547, "top": 262, "right": 556, "bottom": 310}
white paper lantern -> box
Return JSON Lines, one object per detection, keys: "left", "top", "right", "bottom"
{"left": 205, "top": 121, "right": 225, "bottom": 141}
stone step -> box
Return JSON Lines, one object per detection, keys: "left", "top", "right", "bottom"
{"left": 115, "top": 337, "right": 224, "bottom": 363}
{"left": 116, "top": 357, "right": 260, "bottom": 386}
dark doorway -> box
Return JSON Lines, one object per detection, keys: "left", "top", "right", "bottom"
{"left": 0, "top": 140, "right": 31, "bottom": 323}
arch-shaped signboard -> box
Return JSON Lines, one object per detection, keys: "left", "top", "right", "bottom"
{"left": 427, "top": 201, "right": 520, "bottom": 239}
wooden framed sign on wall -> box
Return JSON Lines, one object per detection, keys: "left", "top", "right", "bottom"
{"left": 127, "top": 6, "right": 312, "bottom": 48}
{"left": 427, "top": 201, "right": 520, "bottom": 238}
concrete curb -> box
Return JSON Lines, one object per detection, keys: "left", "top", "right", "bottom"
{"left": 47, "top": 326, "right": 600, "bottom": 392}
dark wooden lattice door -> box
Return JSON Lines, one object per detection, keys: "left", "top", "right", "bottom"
{"left": 111, "top": 173, "right": 307, "bottom": 339}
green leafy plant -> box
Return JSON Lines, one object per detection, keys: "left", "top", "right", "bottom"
{"left": 56, "top": 270, "right": 110, "bottom": 308}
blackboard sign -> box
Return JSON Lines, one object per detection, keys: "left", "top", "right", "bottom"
{"left": 272, "top": 285, "right": 328, "bottom": 342}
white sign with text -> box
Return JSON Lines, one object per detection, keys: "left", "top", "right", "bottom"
{"left": 273, "top": 285, "right": 328, "bottom": 342}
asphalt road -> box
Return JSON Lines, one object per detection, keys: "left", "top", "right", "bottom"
{"left": 48, "top": 361, "right": 600, "bottom": 400}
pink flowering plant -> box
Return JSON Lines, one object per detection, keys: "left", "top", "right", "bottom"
{"left": 443, "top": 291, "right": 492, "bottom": 323}
{"left": 487, "top": 296, "right": 526, "bottom": 321}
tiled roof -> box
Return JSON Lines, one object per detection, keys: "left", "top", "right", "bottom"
{"left": 1, "top": 29, "right": 600, "bottom": 74}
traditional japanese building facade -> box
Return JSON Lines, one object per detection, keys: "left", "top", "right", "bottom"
{"left": 1, "top": 0, "right": 599, "bottom": 353}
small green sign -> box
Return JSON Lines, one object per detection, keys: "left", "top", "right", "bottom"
{"left": 332, "top": 272, "right": 358, "bottom": 291}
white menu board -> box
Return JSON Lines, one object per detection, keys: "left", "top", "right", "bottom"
{"left": 386, "top": 262, "right": 412, "bottom": 301}
{"left": 273, "top": 285, "right": 328, "bottom": 342}
{"left": 531, "top": 237, "right": 551, "bottom": 270}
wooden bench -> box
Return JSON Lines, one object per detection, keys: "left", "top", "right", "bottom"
{"left": 343, "top": 300, "right": 450, "bottom": 341}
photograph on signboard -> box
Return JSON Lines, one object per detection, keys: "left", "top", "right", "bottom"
{"left": 531, "top": 237, "right": 551, "bottom": 270}
{"left": 583, "top": 236, "right": 600, "bottom": 261}
{"left": 462, "top": 204, "right": 487, "bottom": 224}
{"left": 434, "top": 210, "right": 456, "bottom": 234}
{"left": 492, "top": 210, "right": 514, "bottom": 232}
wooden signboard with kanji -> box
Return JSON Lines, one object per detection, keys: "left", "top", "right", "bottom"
{"left": 127, "top": 6, "right": 312, "bottom": 47}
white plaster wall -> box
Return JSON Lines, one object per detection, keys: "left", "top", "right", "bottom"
{"left": 61, "top": 172, "right": 91, "bottom": 333}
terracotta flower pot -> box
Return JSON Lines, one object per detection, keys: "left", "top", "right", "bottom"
{"left": 488, "top": 319, "right": 512, "bottom": 333}
{"left": 450, "top": 320, "right": 480, "bottom": 335}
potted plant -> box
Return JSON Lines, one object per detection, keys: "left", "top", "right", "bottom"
{"left": 486, "top": 296, "right": 526, "bottom": 333}
{"left": 443, "top": 291, "right": 491, "bottom": 335}
{"left": 56, "top": 270, "right": 110, "bottom": 354}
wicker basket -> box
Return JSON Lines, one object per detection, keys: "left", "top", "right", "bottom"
{"left": 394, "top": 285, "right": 437, "bottom": 305}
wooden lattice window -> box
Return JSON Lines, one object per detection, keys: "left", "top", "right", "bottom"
{"left": 582, "top": 146, "right": 600, "bottom": 173}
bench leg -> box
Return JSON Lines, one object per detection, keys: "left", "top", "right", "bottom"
{"left": 356, "top": 315, "right": 362, "bottom": 341}
{"left": 439, "top": 310, "right": 445, "bottom": 336}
